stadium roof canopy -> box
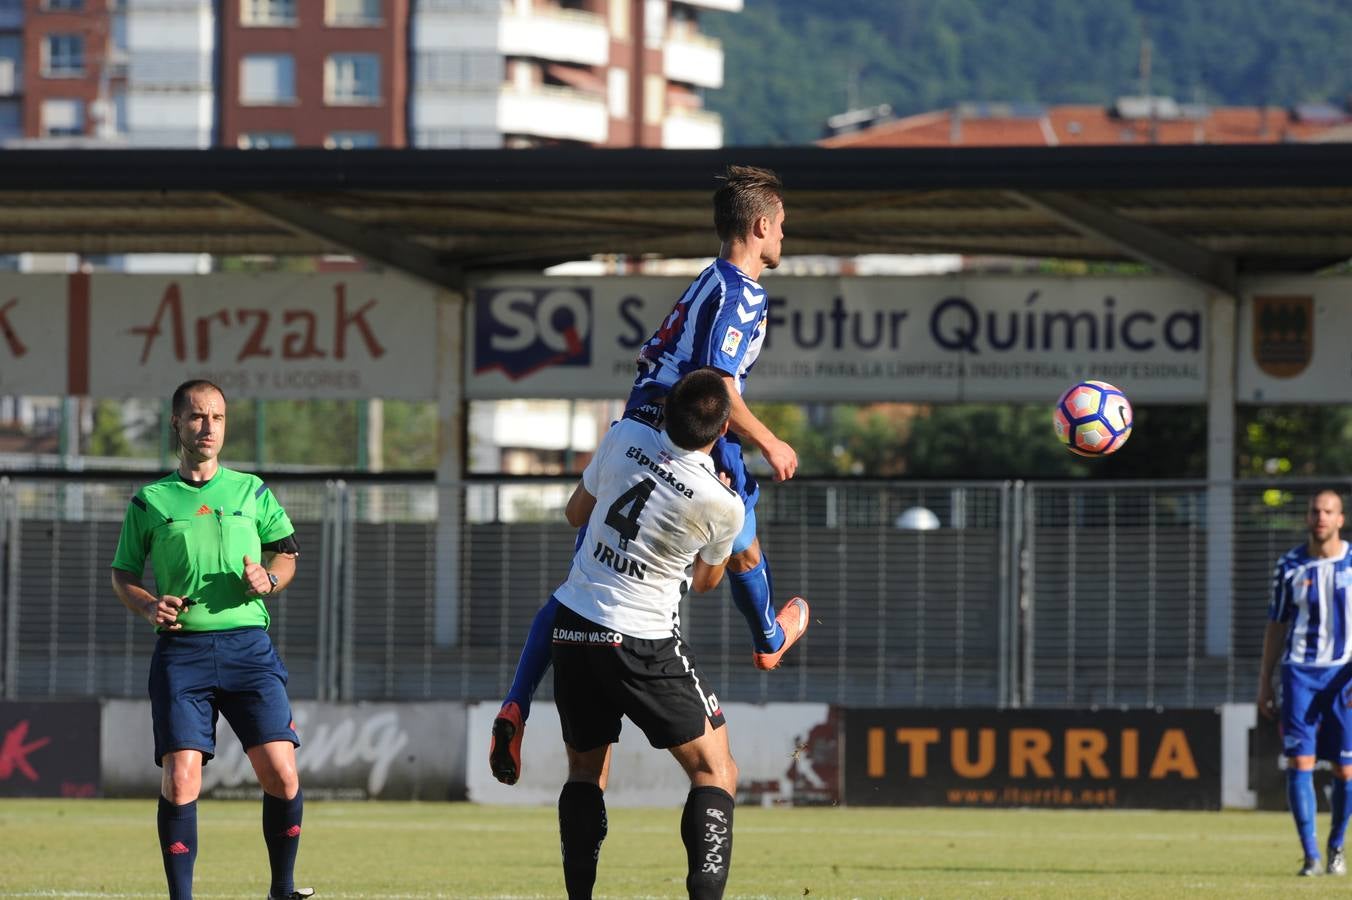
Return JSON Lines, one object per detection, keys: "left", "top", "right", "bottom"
{"left": 3, "top": 143, "right": 1352, "bottom": 295}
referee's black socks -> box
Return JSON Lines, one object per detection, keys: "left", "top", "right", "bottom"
{"left": 157, "top": 795, "right": 197, "bottom": 900}
{"left": 262, "top": 788, "right": 304, "bottom": 898}
{"left": 558, "top": 781, "right": 607, "bottom": 899}
{"left": 681, "top": 785, "right": 734, "bottom": 900}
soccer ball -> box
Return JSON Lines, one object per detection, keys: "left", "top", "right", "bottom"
{"left": 1053, "top": 380, "right": 1133, "bottom": 457}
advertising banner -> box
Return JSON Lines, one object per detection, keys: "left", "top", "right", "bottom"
{"left": 843, "top": 707, "right": 1220, "bottom": 809}
{"left": 467, "top": 276, "right": 1209, "bottom": 403}
{"left": 1237, "top": 277, "right": 1352, "bottom": 403}
{"left": 87, "top": 273, "right": 439, "bottom": 399}
{"left": 467, "top": 702, "right": 836, "bottom": 807}
{"left": 0, "top": 701, "right": 101, "bottom": 798}
{"left": 101, "top": 700, "right": 466, "bottom": 800}
{"left": 0, "top": 276, "right": 69, "bottom": 395}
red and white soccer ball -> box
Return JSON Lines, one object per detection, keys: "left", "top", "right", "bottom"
{"left": 1053, "top": 380, "right": 1133, "bottom": 457}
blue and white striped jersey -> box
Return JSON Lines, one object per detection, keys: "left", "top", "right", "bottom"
{"left": 1270, "top": 541, "right": 1352, "bottom": 666}
{"left": 630, "top": 258, "right": 768, "bottom": 400}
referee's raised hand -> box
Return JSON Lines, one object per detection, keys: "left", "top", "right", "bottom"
{"left": 242, "top": 555, "right": 273, "bottom": 597}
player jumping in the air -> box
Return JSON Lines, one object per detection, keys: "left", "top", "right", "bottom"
{"left": 490, "top": 166, "right": 810, "bottom": 786}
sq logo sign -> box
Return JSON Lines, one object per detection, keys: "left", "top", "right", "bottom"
{"left": 474, "top": 287, "right": 592, "bottom": 380}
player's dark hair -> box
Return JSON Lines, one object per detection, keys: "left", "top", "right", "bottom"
{"left": 170, "top": 379, "right": 225, "bottom": 458}
{"left": 664, "top": 369, "right": 731, "bottom": 450}
{"left": 713, "top": 165, "right": 783, "bottom": 242}
{"left": 171, "top": 379, "right": 225, "bottom": 415}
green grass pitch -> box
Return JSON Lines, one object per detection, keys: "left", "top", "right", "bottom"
{"left": 0, "top": 799, "right": 1328, "bottom": 898}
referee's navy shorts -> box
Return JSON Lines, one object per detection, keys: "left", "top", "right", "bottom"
{"left": 148, "top": 626, "right": 299, "bottom": 766}
{"left": 551, "top": 602, "right": 725, "bottom": 752}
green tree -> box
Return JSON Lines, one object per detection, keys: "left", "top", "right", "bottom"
{"left": 751, "top": 401, "right": 1208, "bottom": 479}
{"left": 382, "top": 401, "right": 438, "bottom": 470}
{"left": 704, "top": 0, "right": 1352, "bottom": 146}
{"left": 1237, "top": 406, "right": 1352, "bottom": 478}
{"left": 85, "top": 401, "right": 132, "bottom": 458}
{"left": 259, "top": 400, "right": 360, "bottom": 468}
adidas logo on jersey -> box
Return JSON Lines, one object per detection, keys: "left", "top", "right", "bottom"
{"left": 195, "top": 504, "right": 212, "bottom": 516}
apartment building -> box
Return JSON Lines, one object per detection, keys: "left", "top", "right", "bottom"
{"left": 410, "top": 0, "right": 738, "bottom": 148}
{"left": 221, "top": 0, "right": 408, "bottom": 149}
{"left": 0, "top": 0, "right": 19, "bottom": 142}
{"left": 125, "top": 0, "right": 214, "bottom": 146}
{"left": 6, "top": 0, "right": 125, "bottom": 142}
{"left": 2, "top": 0, "right": 737, "bottom": 148}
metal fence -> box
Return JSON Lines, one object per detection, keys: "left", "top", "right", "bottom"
{"left": 0, "top": 475, "right": 1338, "bottom": 708}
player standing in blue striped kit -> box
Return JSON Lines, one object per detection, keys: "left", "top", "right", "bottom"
{"left": 489, "top": 166, "right": 810, "bottom": 786}
{"left": 1258, "top": 488, "right": 1352, "bottom": 876}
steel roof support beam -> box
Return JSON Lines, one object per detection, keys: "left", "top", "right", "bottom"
{"left": 224, "top": 191, "right": 464, "bottom": 291}
{"left": 1007, "top": 190, "right": 1238, "bottom": 296}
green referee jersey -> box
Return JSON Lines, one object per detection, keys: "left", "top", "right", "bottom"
{"left": 111, "top": 466, "right": 296, "bottom": 633}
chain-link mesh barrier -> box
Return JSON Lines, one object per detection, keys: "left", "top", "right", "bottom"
{"left": 2, "top": 476, "right": 1341, "bottom": 708}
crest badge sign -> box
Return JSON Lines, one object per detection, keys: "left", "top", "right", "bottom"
{"left": 1252, "top": 295, "right": 1313, "bottom": 378}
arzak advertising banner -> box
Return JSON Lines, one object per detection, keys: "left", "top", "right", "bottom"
{"left": 0, "top": 701, "right": 101, "bottom": 798}
{"left": 842, "top": 707, "right": 1221, "bottom": 810}
{"left": 467, "top": 276, "right": 1208, "bottom": 403}
{"left": 87, "top": 273, "right": 439, "bottom": 400}
{"left": 0, "top": 275, "right": 71, "bottom": 395}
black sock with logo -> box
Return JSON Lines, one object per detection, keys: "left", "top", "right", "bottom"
{"left": 681, "top": 786, "right": 734, "bottom": 900}
{"left": 558, "top": 781, "right": 607, "bottom": 899}
{"left": 157, "top": 795, "right": 197, "bottom": 900}
{"left": 262, "top": 789, "right": 303, "bottom": 898}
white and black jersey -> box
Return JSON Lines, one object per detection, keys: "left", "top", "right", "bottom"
{"left": 554, "top": 417, "right": 744, "bottom": 639}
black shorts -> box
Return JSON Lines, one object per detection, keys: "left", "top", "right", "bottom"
{"left": 551, "top": 601, "right": 725, "bottom": 752}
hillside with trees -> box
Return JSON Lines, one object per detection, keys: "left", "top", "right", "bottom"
{"left": 704, "top": 0, "right": 1352, "bottom": 146}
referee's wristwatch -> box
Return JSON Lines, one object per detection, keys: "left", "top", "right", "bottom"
{"left": 264, "top": 572, "right": 279, "bottom": 595}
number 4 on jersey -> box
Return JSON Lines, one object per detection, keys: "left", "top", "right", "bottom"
{"left": 605, "top": 478, "right": 656, "bottom": 551}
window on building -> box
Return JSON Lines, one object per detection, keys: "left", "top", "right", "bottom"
{"left": 643, "top": 0, "right": 665, "bottom": 49}
{"left": 643, "top": 73, "right": 664, "bottom": 126}
{"left": 237, "top": 131, "right": 295, "bottom": 149}
{"left": 0, "top": 35, "right": 19, "bottom": 96}
{"left": 607, "top": 67, "right": 628, "bottom": 120}
{"left": 241, "top": 0, "right": 296, "bottom": 25}
{"left": 325, "top": 53, "right": 379, "bottom": 104}
{"left": 41, "top": 97, "right": 83, "bottom": 136}
{"left": 324, "top": 130, "right": 378, "bottom": 149}
{"left": 326, "top": 0, "right": 379, "bottom": 26}
{"left": 415, "top": 50, "right": 501, "bottom": 88}
{"left": 240, "top": 54, "right": 295, "bottom": 104}
{"left": 43, "top": 34, "right": 83, "bottom": 76}
{"left": 608, "top": 0, "right": 629, "bottom": 39}
{"left": 41, "top": 0, "right": 83, "bottom": 10}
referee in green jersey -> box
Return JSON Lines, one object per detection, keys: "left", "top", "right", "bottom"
{"left": 111, "top": 380, "right": 311, "bottom": 900}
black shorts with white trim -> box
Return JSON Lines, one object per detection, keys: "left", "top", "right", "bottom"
{"left": 550, "top": 601, "right": 724, "bottom": 752}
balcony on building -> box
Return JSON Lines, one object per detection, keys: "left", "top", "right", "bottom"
{"left": 499, "top": 81, "right": 607, "bottom": 144}
{"left": 662, "top": 105, "right": 721, "bottom": 148}
{"left": 500, "top": 4, "right": 607, "bottom": 67}
{"left": 416, "top": 0, "right": 607, "bottom": 68}
{"left": 663, "top": 29, "right": 722, "bottom": 90}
